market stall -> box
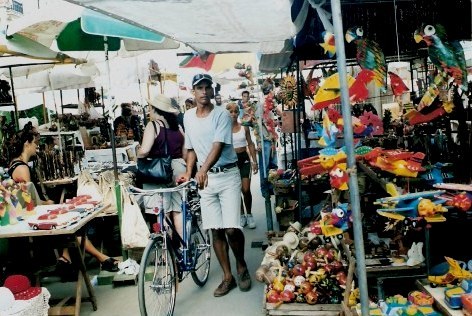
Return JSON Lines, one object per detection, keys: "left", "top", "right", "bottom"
{"left": 1, "top": 0, "right": 472, "bottom": 314}
{"left": 247, "top": 0, "right": 472, "bottom": 313}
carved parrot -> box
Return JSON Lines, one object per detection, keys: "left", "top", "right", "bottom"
{"left": 345, "top": 26, "right": 387, "bottom": 92}
{"left": 414, "top": 24, "right": 468, "bottom": 92}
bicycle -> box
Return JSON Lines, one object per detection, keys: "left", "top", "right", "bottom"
{"left": 128, "top": 180, "right": 211, "bottom": 316}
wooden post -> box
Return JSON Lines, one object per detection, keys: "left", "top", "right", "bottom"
{"left": 42, "top": 92, "right": 48, "bottom": 124}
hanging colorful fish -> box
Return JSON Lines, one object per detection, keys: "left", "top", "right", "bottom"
{"left": 345, "top": 26, "right": 387, "bottom": 92}
{"left": 319, "top": 31, "right": 336, "bottom": 58}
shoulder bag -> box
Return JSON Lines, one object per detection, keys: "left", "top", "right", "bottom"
{"left": 136, "top": 121, "right": 173, "bottom": 184}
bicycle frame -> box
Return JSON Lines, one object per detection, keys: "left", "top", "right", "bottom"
{"left": 130, "top": 181, "right": 203, "bottom": 279}
{"left": 155, "top": 185, "right": 194, "bottom": 272}
{"left": 136, "top": 180, "right": 210, "bottom": 316}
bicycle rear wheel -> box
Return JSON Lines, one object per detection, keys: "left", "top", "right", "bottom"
{"left": 138, "top": 236, "right": 177, "bottom": 316}
{"left": 190, "top": 211, "right": 211, "bottom": 286}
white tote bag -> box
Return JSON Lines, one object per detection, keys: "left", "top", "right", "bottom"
{"left": 120, "top": 188, "right": 149, "bottom": 249}
{"left": 77, "top": 170, "right": 102, "bottom": 201}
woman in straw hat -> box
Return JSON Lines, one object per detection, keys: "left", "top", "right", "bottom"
{"left": 137, "top": 94, "right": 186, "bottom": 238}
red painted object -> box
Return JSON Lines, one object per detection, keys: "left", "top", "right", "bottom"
{"left": 462, "top": 293, "right": 472, "bottom": 313}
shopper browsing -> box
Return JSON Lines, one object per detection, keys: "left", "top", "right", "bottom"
{"left": 137, "top": 94, "right": 187, "bottom": 240}
{"left": 178, "top": 73, "right": 251, "bottom": 297}
{"left": 226, "top": 102, "right": 258, "bottom": 229}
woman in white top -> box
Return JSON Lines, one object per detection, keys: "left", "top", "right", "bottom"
{"left": 227, "top": 102, "right": 258, "bottom": 228}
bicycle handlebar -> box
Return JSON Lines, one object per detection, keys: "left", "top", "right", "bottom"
{"left": 128, "top": 179, "right": 197, "bottom": 195}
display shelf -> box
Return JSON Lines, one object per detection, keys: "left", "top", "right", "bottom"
{"left": 37, "top": 129, "right": 85, "bottom": 150}
{"left": 415, "top": 279, "right": 463, "bottom": 316}
{"left": 361, "top": 263, "right": 426, "bottom": 300}
{"left": 84, "top": 142, "right": 138, "bottom": 163}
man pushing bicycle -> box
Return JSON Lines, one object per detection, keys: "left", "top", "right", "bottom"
{"left": 179, "top": 73, "right": 252, "bottom": 297}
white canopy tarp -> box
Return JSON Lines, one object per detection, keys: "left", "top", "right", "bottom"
{"left": 10, "top": 64, "right": 97, "bottom": 92}
{"left": 64, "top": 0, "right": 305, "bottom": 54}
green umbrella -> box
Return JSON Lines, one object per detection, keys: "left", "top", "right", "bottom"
{"left": 0, "top": 31, "right": 82, "bottom": 63}
{"left": 7, "top": 4, "right": 179, "bottom": 53}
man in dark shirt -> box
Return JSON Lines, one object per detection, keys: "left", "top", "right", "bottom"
{"left": 113, "top": 103, "right": 142, "bottom": 141}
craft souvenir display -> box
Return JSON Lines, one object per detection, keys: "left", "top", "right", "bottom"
{"left": 345, "top": 26, "right": 387, "bottom": 92}
{"left": 27, "top": 210, "right": 81, "bottom": 230}
{"left": 428, "top": 257, "right": 472, "bottom": 287}
{"left": 278, "top": 75, "right": 298, "bottom": 109}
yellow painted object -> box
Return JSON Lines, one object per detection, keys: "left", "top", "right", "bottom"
{"left": 446, "top": 257, "right": 472, "bottom": 280}
{"left": 428, "top": 257, "right": 472, "bottom": 286}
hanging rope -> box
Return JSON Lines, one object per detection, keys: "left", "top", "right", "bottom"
{"left": 393, "top": 0, "right": 401, "bottom": 62}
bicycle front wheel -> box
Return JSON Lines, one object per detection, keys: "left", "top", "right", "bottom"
{"left": 138, "top": 236, "right": 177, "bottom": 316}
{"left": 190, "top": 212, "right": 211, "bottom": 286}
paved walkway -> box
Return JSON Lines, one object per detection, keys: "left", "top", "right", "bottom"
{"left": 47, "top": 175, "right": 277, "bottom": 315}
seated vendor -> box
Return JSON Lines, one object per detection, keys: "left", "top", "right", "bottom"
{"left": 9, "top": 124, "right": 119, "bottom": 275}
{"left": 8, "top": 122, "right": 53, "bottom": 205}
{"left": 113, "top": 102, "right": 143, "bottom": 141}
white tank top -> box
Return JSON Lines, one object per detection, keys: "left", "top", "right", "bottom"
{"left": 232, "top": 126, "right": 248, "bottom": 148}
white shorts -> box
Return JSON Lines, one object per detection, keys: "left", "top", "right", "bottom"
{"left": 199, "top": 167, "right": 241, "bottom": 230}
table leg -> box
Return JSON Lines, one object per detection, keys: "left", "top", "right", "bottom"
{"left": 72, "top": 232, "right": 98, "bottom": 312}
{"left": 377, "top": 278, "right": 384, "bottom": 301}
{"left": 59, "top": 187, "right": 66, "bottom": 204}
{"left": 74, "top": 273, "right": 83, "bottom": 316}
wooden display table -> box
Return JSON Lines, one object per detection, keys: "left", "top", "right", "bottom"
{"left": 0, "top": 206, "right": 104, "bottom": 315}
{"left": 264, "top": 302, "right": 341, "bottom": 315}
{"left": 415, "top": 279, "right": 463, "bottom": 316}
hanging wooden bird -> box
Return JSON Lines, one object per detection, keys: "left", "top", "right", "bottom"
{"left": 345, "top": 26, "right": 387, "bottom": 92}
{"left": 414, "top": 24, "right": 468, "bottom": 92}
{"left": 388, "top": 71, "right": 409, "bottom": 96}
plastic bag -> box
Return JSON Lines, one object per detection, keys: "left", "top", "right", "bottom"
{"left": 77, "top": 170, "right": 102, "bottom": 201}
{"left": 121, "top": 188, "right": 149, "bottom": 249}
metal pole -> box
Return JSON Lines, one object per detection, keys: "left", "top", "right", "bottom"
{"left": 8, "top": 66, "right": 19, "bottom": 129}
{"left": 330, "top": 0, "right": 369, "bottom": 314}
{"left": 295, "top": 59, "right": 303, "bottom": 222}
{"left": 100, "top": 86, "right": 105, "bottom": 115}
{"left": 258, "top": 94, "right": 273, "bottom": 231}
{"left": 103, "top": 36, "right": 118, "bottom": 181}
{"left": 103, "top": 37, "right": 125, "bottom": 259}
{"left": 59, "top": 90, "right": 64, "bottom": 115}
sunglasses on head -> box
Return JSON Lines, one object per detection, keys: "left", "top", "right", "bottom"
{"left": 194, "top": 74, "right": 211, "bottom": 80}
{"left": 192, "top": 74, "right": 213, "bottom": 86}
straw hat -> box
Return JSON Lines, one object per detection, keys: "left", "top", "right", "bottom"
{"left": 282, "top": 232, "right": 299, "bottom": 250}
{"left": 147, "top": 95, "right": 179, "bottom": 114}
{"left": 306, "top": 232, "right": 318, "bottom": 243}
{"left": 288, "top": 221, "right": 302, "bottom": 233}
